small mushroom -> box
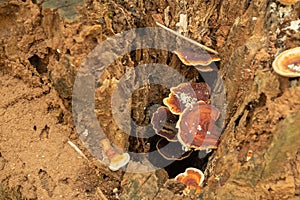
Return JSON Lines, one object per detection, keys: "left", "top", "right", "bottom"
{"left": 246, "top": 150, "right": 253, "bottom": 162}
{"left": 175, "top": 167, "right": 205, "bottom": 194}
{"left": 163, "top": 82, "right": 210, "bottom": 115}
{"left": 278, "top": 0, "right": 299, "bottom": 5}
{"left": 99, "top": 138, "right": 130, "bottom": 171}
{"left": 174, "top": 48, "right": 220, "bottom": 72}
{"left": 156, "top": 138, "right": 192, "bottom": 160}
{"left": 272, "top": 47, "right": 300, "bottom": 77}
{"left": 176, "top": 101, "right": 221, "bottom": 150}
{"left": 151, "top": 106, "right": 178, "bottom": 142}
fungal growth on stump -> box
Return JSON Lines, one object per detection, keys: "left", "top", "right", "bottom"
{"left": 272, "top": 47, "right": 300, "bottom": 77}
{"left": 99, "top": 138, "right": 130, "bottom": 171}
{"left": 174, "top": 49, "right": 221, "bottom": 72}
{"left": 149, "top": 41, "right": 222, "bottom": 193}
{"left": 277, "top": 0, "right": 300, "bottom": 5}
{"left": 151, "top": 106, "right": 178, "bottom": 142}
{"left": 151, "top": 82, "right": 221, "bottom": 158}
{"left": 151, "top": 81, "right": 222, "bottom": 190}
{"left": 156, "top": 138, "right": 193, "bottom": 160}
{"left": 163, "top": 82, "right": 211, "bottom": 115}
{"left": 176, "top": 101, "right": 221, "bottom": 150}
{"left": 174, "top": 167, "right": 205, "bottom": 194}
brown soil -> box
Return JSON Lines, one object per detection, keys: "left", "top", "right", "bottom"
{"left": 0, "top": 0, "right": 300, "bottom": 199}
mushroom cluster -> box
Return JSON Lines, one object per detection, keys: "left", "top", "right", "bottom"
{"left": 151, "top": 82, "right": 221, "bottom": 160}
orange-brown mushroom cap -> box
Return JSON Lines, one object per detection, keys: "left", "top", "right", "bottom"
{"left": 272, "top": 47, "right": 300, "bottom": 77}
{"left": 163, "top": 82, "right": 210, "bottom": 115}
{"left": 176, "top": 101, "right": 221, "bottom": 150}
{"left": 175, "top": 167, "right": 205, "bottom": 194}
{"left": 100, "top": 138, "right": 130, "bottom": 171}
{"left": 151, "top": 106, "right": 178, "bottom": 142}
{"left": 174, "top": 48, "right": 220, "bottom": 71}
{"left": 156, "top": 138, "right": 192, "bottom": 160}
{"left": 278, "top": 0, "right": 299, "bottom": 5}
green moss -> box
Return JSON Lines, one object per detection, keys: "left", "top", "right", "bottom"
{"left": 224, "top": 111, "right": 300, "bottom": 190}
{"left": 107, "top": 12, "right": 113, "bottom": 19}
{"left": 120, "top": 179, "right": 139, "bottom": 200}
{"left": 262, "top": 111, "right": 300, "bottom": 178}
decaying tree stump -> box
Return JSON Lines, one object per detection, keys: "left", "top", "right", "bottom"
{"left": 0, "top": 0, "right": 299, "bottom": 199}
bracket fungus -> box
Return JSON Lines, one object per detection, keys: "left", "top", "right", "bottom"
{"left": 151, "top": 107, "right": 193, "bottom": 160}
{"left": 174, "top": 48, "right": 221, "bottom": 72}
{"left": 272, "top": 47, "right": 300, "bottom": 77}
{"left": 156, "top": 138, "right": 192, "bottom": 160}
{"left": 151, "top": 106, "right": 178, "bottom": 142}
{"left": 99, "top": 138, "right": 130, "bottom": 171}
{"left": 155, "top": 22, "right": 220, "bottom": 71}
{"left": 278, "top": 0, "right": 300, "bottom": 5}
{"left": 176, "top": 101, "right": 221, "bottom": 150}
{"left": 163, "top": 82, "right": 210, "bottom": 115}
{"left": 151, "top": 81, "right": 221, "bottom": 160}
{"left": 175, "top": 167, "right": 205, "bottom": 194}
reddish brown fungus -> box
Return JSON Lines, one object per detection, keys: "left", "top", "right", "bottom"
{"left": 175, "top": 167, "right": 205, "bottom": 194}
{"left": 272, "top": 47, "right": 300, "bottom": 77}
{"left": 174, "top": 48, "right": 220, "bottom": 72}
{"left": 176, "top": 101, "right": 221, "bottom": 150}
{"left": 163, "top": 82, "right": 210, "bottom": 115}
{"left": 151, "top": 106, "right": 178, "bottom": 142}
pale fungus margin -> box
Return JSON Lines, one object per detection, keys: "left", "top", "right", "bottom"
{"left": 174, "top": 167, "right": 205, "bottom": 194}
{"left": 156, "top": 138, "right": 193, "bottom": 161}
{"left": 99, "top": 138, "right": 130, "bottom": 171}
{"left": 151, "top": 106, "right": 178, "bottom": 142}
{"left": 176, "top": 101, "right": 221, "bottom": 151}
{"left": 272, "top": 47, "right": 300, "bottom": 77}
{"left": 278, "top": 0, "right": 300, "bottom": 6}
{"left": 174, "top": 49, "right": 221, "bottom": 72}
{"left": 163, "top": 82, "right": 211, "bottom": 115}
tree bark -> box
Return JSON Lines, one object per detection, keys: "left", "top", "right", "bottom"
{"left": 0, "top": 0, "right": 299, "bottom": 199}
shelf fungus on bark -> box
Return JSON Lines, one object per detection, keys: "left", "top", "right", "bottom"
{"left": 151, "top": 106, "right": 179, "bottom": 142}
{"left": 163, "top": 82, "right": 210, "bottom": 115}
{"left": 99, "top": 138, "right": 130, "bottom": 171}
{"left": 151, "top": 107, "right": 192, "bottom": 160}
{"left": 174, "top": 48, "right": 221, "bottom": 72}
{"left": 272, "top": 47, "right": 300, "bottom": 77}
{"left": 156, "top": 138, "right": 192, "bottom": 160}
{"left": 176, "top": 101, "right": 221, "bottom": 150}
{"left": 175, "top": 167, "right": 205, "bottom": 194}
{"left": 278, "top": 0, "right": 299, "bottom": 5}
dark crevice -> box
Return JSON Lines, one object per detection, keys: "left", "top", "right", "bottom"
{"left": 28, "top": 54, "right": 48, "bottom": 74}
{"left": 39, "top": 125, "right": 50, "bottom": 140}
{"left": 234, "top": 112, "right": 244, "bottom": 128}
{"left": 57, "top": 111, "right": 65, "bottom": 124}
{"left": 235, "top": 93, "right": 267, "bottom": 128}
{"left": 244, "top": 0, "right": 251, "bottom": 11}
{"left": 245, "top": 93, "right": 267, "bottom": 112}
{"left": 66, "top": 49, "right": 71, "bottom": 55}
